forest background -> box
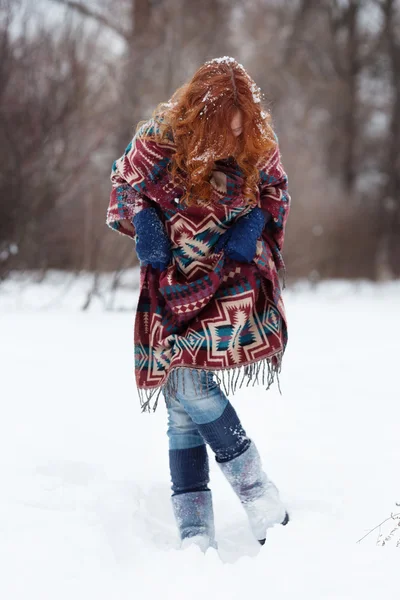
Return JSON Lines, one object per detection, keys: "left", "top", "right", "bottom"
{"left": 1, "top": 0, "right": 399, "bottom": 285}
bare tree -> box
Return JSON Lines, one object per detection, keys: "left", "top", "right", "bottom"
{"left": 1, "top": 0, "right": 399, "bottom": 283}
{"left": 375, "top": 0, "right": 400, "bottom": 277}
{"left": 0, "top": 2, "right": 114, "bottom": 275}
{"left": 50, "top": 0, "right": 233, "bottom": 147}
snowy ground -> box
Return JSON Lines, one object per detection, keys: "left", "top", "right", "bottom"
{"left": 1, "top": 272, "right": 399, "bottom": 599}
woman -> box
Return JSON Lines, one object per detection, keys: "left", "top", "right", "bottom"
{"left": 106, "top": 57, "right": 291, "bottom": 551}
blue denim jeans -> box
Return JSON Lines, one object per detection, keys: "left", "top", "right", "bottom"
{"left": 163, "top": 368, "right": 251, "bottom": 495}
{"left": 165, "top": 368, "right": 228, "bottom": 450}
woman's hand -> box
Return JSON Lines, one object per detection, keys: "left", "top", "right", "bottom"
{"left": 132, "top": 207, "right": 171, "bottom": 271}
{"left": 209, "top": 169, "right": 227, "bottom": 193}
{"left": 215, "top": 206, "right": 270, "bottom": 263}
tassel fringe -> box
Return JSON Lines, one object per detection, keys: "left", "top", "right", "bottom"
{"left": 138, "top": 353, "right": 283, "bottom": 413}
{"left": 278, "top": 266, "right": 287, "bottom": 290}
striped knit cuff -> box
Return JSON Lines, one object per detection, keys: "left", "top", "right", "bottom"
{"left": 169, "top": 444, "right": 210, "bottom": 495}
{"left": 196, "top": 402, "right": 251, "bottom": 463}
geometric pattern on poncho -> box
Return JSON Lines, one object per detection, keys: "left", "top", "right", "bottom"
{"left": 106, "top": 117, "right": 291, "bottom": 409}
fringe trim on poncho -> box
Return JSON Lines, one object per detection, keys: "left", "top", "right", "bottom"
{"left": 137, "top": 353, "right": 283, "bottom": 413}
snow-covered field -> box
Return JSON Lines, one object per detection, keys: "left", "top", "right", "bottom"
{"left": 1, "top": 273, "right": 399, "bottom": 599}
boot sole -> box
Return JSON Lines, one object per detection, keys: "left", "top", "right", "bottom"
{"left": 281, "top": 511, "right": 290, "bottom": 526}
{"left": 258, "top": 511, "right": 290, "bottom": 545}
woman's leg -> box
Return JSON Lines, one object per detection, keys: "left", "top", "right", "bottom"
{"left": 174, "top": 367, "right": 251, "bottom": 463}
{"left": 172, "top": 367, "right": 288, "bottom": 544}
{"left": 166, "top": 394, "right": 209, "bottom": 494}
{"left": 165, "top": 391, "right": 215, "bottom": 548}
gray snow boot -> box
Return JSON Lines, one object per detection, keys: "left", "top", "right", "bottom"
{"left": 171, "top": 490, "right": 217, "bottom": 552}
{"left": 218, "top": 441, "right": 289, "bottom": 544}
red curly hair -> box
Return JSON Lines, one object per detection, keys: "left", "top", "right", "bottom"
{"left": 148, "top": 57, "right": 277, "bottom": 207}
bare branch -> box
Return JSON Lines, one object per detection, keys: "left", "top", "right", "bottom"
{"left": 48, "top": 0, "right": 129, "bottom": 39}
{"left": 357, "top": 512, "right": 400, "bottom": 544}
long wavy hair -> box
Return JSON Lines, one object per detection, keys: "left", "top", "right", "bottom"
{"left": 145, "top": 57, "right": 277, "bottom": 207}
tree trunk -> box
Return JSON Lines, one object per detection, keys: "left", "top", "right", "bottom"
{"left": 383, "top": 0, "right": 400, "bottom": 276}
{"left": 343, "top": 0, "right": 358, "bottom": 191}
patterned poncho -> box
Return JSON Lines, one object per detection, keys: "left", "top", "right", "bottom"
{"left": 107, "top": 118, "right": 291, "bottom": 410}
